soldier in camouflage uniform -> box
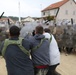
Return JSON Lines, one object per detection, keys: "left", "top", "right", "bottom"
{"left": 0, "top": 29, "right": 4, "bottom": 44}
{"left": 53, "top": 26, "right": 64, "bottom": 52}
{"left": 63, "top": 25, "right": 73, "bottom": 54}
{"left": 72, "top": 33, "right": 76, "bottom": 49}
{"left": 72, "top": 25, "right": 76, "bottom": 50}
{"left": 62, "top": 28, "right": 67, "bottom": 52}
{"left": 0, "top": 29, "right": 6, "bottom": 55}
{"left": 55, "top": 33, "right": 63, "bottom": 52}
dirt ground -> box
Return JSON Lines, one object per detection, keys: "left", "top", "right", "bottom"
{"left": 57, "top": 53, "right": 76, "bottom": 75}
{"left": 0, "top": 53, "right": 76, "bottom": 75}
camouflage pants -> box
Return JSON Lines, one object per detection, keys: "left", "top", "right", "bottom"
{"left": 35, "top": 68, "right": 48, "bottom": 75}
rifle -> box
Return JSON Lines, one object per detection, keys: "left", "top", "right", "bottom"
{"left": 0, "top": 12, "right": 4, "bottom": 19}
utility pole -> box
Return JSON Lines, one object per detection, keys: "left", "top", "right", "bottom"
{"left": 40, "top": 4, "right": 43, "bottom": 24}
{"left": 40, "top": 4, "right": 42, "bottom": 17}
{"left": 18, "top": 2, "right": 21, "bottom": 27}
{"left": 19, "top": 2, "right": 21, "bottom": 22}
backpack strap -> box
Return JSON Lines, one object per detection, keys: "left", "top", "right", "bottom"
{"left": 17, "top": 38, "right": 30, "bottom": 56}
{"left": 32, "top": 38, "right": 47, "bottom": 52}
{"left": 32, "top": 34, "right": 52, "bottom": 52}
{"left": 50, "top": 34, "right": 52, "bottom": 42}
{"left": 2, "top": 38, "right": 29, "bottom": 57}
{"left": 2, "top": 39, "right": 9, "bottom": 56}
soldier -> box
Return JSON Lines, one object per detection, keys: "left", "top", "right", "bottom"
{"left": 72, "top": 25, "right": 76, "bottom": 51}
{"left": 0, "top": 29, "right": 6, "bottom": 45}
{"left": 63, "top": 25, "right": 73, "bottom": 54}
{"left": 72, "top": 33, "right": 76, "bottom": 50}
{"left": 53, "top": 26, "right": 64, "bottom": 52}
{"left": 28, "top": 26, "right": 50, "bottom": 75}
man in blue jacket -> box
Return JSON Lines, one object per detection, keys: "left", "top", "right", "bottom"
{"left": 28, "top": 26, "right": 50, "bottom": 75}
{"left": 0, "top": 26, "right": 34, "bottom": 75}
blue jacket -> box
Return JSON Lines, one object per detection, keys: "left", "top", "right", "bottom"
{"left": 28, "top": 34, "right": 50, "bottom": 66}
{"left": 0, "top": 37, "right": 34, "bottom": 75}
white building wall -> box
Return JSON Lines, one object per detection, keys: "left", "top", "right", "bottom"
{"left": 41, "top": 10, "right": 50, "bottom": 17}
{"left": 57, "top": 0, "right": 76, "bottom": 23}
{"left": 42, "top": 9, "right": 58, "bottom": 17}
{"left": 49, "top": 9, "right": 58, "bottom": 16}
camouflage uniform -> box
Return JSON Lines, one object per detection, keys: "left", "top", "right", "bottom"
{"left": 63, "top": 25, "right": 73, "bottom": 54}
{"left": 72, "top": 25, "right": 76, "bottom": 49}
{"left": 53, "top": 26, "right": 64, "bottom": 52}
{"left": 0, "top": 31, "right": 6, "bottom": 55}
{"left": 55, "top": 33, "right": 63, "bottom": 52}
{"left": 0, "top": 31, "right": 6, "bottom": 45}
{"left": 35, "top": 68, "right": 48, "bottom": 75}
{"left": 72, "top": 33, "right": 76, "bottom": 48}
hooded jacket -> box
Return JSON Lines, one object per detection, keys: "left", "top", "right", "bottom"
{"left": 43, "top": 33, "right": 60, "bottom": 66}
{"left": 28, "top": 34, "right": 50, "bottom": 66}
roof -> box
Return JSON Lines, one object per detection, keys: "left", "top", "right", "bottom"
{"left": 42, "top": 0, "right": 69, "bottom": 12}
{"left": 0, "top": 18, "right": 14, "bottom": 23}
{"left": 0, "top": 18, "right": 8, "bottom": 21}
{"left": 22, "top": 16, "right": 35, "bottom": 22}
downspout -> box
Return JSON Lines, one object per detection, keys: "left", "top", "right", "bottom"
{"left": 55, "top": 8, "right": 60, "bottom": 25}
{"left": 56, "top": 7, "right": 60, "bottom": 17}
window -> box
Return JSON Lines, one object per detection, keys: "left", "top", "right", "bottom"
{"left": 48, "top": 11, "right": 50, "bottom": 16}
{"left": 65, "top": 10, "right": 68, "bottom": 15}
{"left": 43, "top": 12, "right": 45, "bottom": 15}
{"left": 73, "top": 11, "right": 75, "bottom": 15}
{"left": 54, "top": 10, "right": 57, "bottom": 14}
{"left": 70, "top": 2, "right": 72, "bottom": 4}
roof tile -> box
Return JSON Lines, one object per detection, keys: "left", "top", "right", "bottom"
{"left": 42, "top": 0, "right": 69, "bottom": 12}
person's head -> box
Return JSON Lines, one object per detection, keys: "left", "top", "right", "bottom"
{"left": 35, "top": 26, "right": 43, "bottom": 34}
{"left": 9, "top": 25, "right": 20, "bottom": 37}
{"left": 44, "top": 28, "right": 50, "bottom": 33}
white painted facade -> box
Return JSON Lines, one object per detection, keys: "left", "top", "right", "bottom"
{"left": 42, "top": 8, "right": 58, "bottom": 17}
{"left": 42, "top": 0, "right": 76, "bottom": 24}
{"left": 57, "top": 0, "right": 76, "bottom": 23}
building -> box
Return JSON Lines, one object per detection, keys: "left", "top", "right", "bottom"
{"left": 41, "top": 0, "right": 76, "bottom": 25}
{"left": 0, "top": 18, "right": 14, "bottom": 25}
{"left": 22, "top": 16, "right": 35, "bottom": 22}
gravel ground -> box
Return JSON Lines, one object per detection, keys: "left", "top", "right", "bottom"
{"left": 0, "top": 53, "right": 76, "bottom": 75}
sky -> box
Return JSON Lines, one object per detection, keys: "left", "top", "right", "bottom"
{"left": 0, "top": 0, "right": 74, "bottom": 17}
